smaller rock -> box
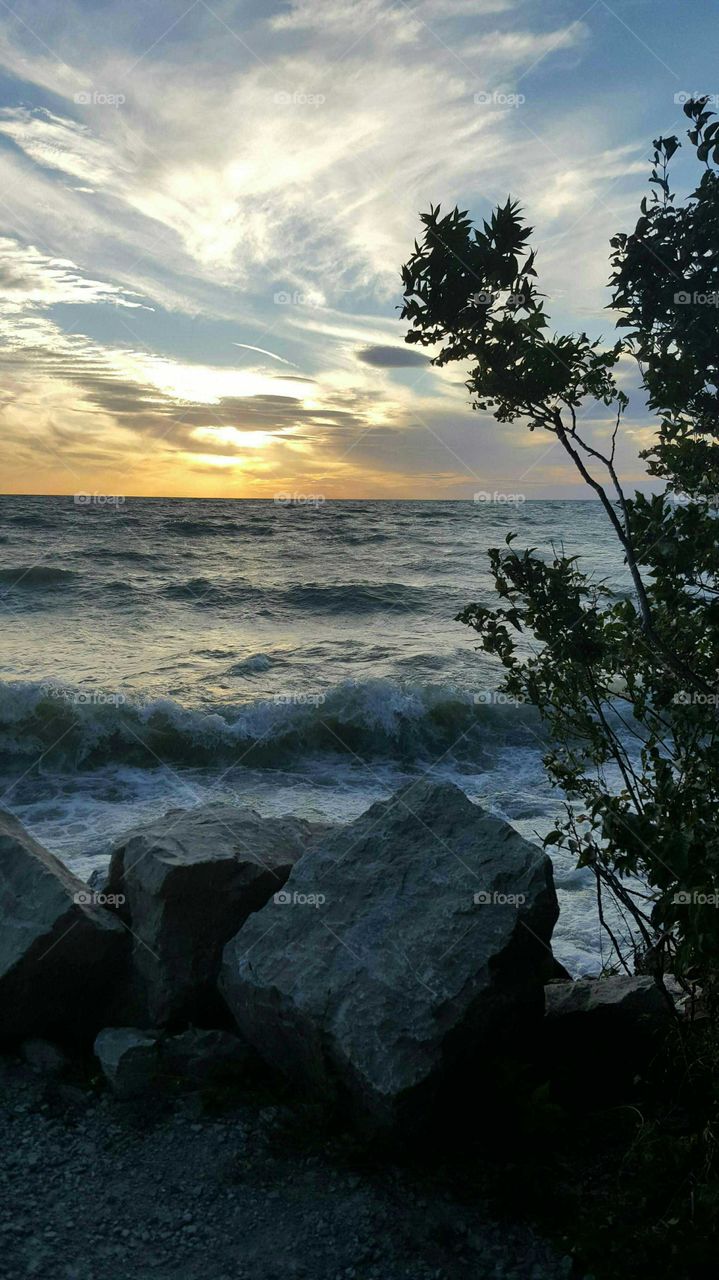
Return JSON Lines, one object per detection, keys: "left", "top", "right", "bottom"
{"left": 160, "top": 1028, "right": 250, "bottom": 1085}
{"left": 106, "top": 802, "right": 328, "bottom": 1026}
{"left": 20, "top": 1039, "right": 69, "bottom": 1077}
{"left": 0, "top": 809, "right": 126, "bottom": 1046}
{"left": 543, "top": 975, "right": 677, "bottom": 1105}
{"left": 544, "top": 974, "right": 673, "bottom": 1021}
{"left": 94, "top": 1028, "right": 161, "bottom": 1098}
{"left": 86, "top": 867, "right": 109, "bottom": 894}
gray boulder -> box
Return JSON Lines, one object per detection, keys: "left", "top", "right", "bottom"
{"left": 107, "top": 802, "right": 329, "bottom": 1027}
{"left": 160, "top": 1028, "right": 249, "bottom": 1084}
{"left": 21, "top": 1038, "right": 69, "bottom": 1077}
{"left": 94, "top": 1027, "right": 161, "bottom": 1098}
{"left": 544, "top": 974, "right": 673, "bottom": 1023}
{"left": 220, "top": 780, "right": 558, "bottom": 1128}
{"left": 94, "top": 1025, "right": 249, "bottom": 1095}
{"left": 0, "top": 809, "right": 126, "bottom": 1046}
{"left": 542, "top": 975, "right": 678, "bottom": 1104}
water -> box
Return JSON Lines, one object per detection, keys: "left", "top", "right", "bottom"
{"left": 0, "top": 495, "right": 626, "bottom": 974}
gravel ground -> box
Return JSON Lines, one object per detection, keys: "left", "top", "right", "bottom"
{"left": 0, "top": 1057, "right": 575, "bottom": 1280}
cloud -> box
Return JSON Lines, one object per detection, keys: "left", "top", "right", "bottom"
{"left": 357, "top": 344, "right": 430, "bottom": 367}
{"left": 272, "top": 0, "right": 518, "bottom": 36}
{"left": 0, "top": 7, "right": 590, "bottom": 300}
{"left": 0, "top": 236, "right": 145, "bottom": 312}
{"left": 0, "top": 0, "right": 664, "bottom": 496}
{"left": 0, "top": 107, "right": 123, "bottom": 187}
{"left": 462, "top": 24, "right": 588, "bottom": 69}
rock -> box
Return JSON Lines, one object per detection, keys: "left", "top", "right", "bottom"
{"left": 544, "top": 956, "right": 573, "bottom": 983}
{"left": 94, "top": 1025, "right": 250, "bottom": 1095}
{"left": 544, "top": 974, "right": 674, "bottom": 1021}
{"left": 107, "top": 802, "right": 329, "bottom": 1027}
{"left": 0, "top": 809, "right": 126, "bottom": 1047}
{"left": 86, "top": 867, "right": 109, "bottom": 894}
{"left": 160, "top": 1028, "right": 249, "bottom": 1084}
{"left": 94, "top": 1027, "right": 161, "bottom": 1098}
{"left": 542, "top": 975, "right": 678, "bottom": 1104}
{"left": 20, "top": 1039, "right": 69, "bottom": 1077}
{"left": 220, "top": 780, "right": 558, "bottom": 1128}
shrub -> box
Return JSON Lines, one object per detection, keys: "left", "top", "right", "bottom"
{"left": 400, "top": 98, "right": 719, "bottom": 981}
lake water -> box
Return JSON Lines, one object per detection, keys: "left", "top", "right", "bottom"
{"left": 0, "top": 495, "right": 626, "bottom": 973}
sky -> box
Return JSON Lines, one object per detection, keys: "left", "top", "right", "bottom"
{"left": 0, "top": 0, "right": 716, "bottom": 500}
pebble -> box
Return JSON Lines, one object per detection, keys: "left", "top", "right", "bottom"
{"left": 0, "top": 1059, "right": 569, "bottom": 1280}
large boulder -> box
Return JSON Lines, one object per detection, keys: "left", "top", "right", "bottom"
{"left": 0, "top": 809, "right": 126, "bottom": 1046}
{"left": 220, "top": 780, "right": 559, "bottom": 1128}
{"left": 107, "top": 802, "right": 329, "bottom": 1027}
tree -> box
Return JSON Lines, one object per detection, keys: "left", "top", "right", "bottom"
{"left": 400, "top": 98, "right": 719, "bottom": 980}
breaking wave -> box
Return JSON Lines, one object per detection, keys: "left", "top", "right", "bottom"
{"left": 0, "top": 677, "right": 542, "bottom": 770}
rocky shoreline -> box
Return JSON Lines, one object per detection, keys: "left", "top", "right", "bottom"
{"left": 0, "top": 782, "right": 681, "bottom": 1277}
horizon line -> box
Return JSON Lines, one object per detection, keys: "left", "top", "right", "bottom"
{"left": 0, "top": 492, "right": 608, "bottom": 502}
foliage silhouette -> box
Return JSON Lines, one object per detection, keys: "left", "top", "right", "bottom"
{"left": 401, "top": 97, "right": 719, "bottom": 980}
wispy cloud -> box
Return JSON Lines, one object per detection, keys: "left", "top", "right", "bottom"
{"left": 0, "top": 0, "right": 692, "bottom": 495}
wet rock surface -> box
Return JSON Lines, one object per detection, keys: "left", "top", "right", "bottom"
{"left": 222, "top": 780, "right": 559, "bottom": 1127}
{"left": 106, "top": 802, "right": 330, "bottom": 1026}
{"left": 0, "top": 809, "right": 125, "bottom": 1046}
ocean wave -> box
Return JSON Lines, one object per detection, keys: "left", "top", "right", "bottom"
{"left": 282, "top": 582, "right": 430, "bottom": 614}
{"left": 90, "top": 549, "right": 160, "bottom": 565}
{"left": 403, "top": 508, "right": 464, "bottom": 521}
{"left": 162, "top": 578, "right": 258, "bottom": 606}
{"left": 0, "top": 566, "right": 78, "bottom": 591}
{"left": 334, "top": 532, "right": 390, "bottom": 546}
{"left": 164, "top": 519, "right": 239, "bottom": 537}
{"left": 0, "top": 677, "right": 542, "bottom": 770}
{"left": 2, "top": 514, "right": 59, "bottom": 529}
{"left": 227, "top": 653, "right": 275, "bottom": 675}
{"left": 157, "top": 578, "right": 444, "bottom": 616}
